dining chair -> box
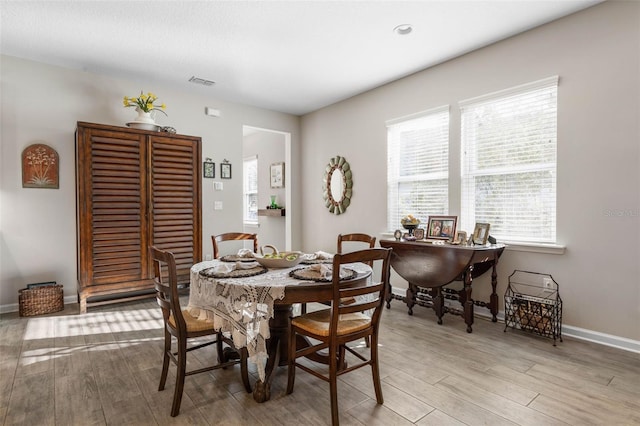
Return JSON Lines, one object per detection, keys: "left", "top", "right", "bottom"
{"left": 212, "top": 232, "right": 258, "bottom": 259}
{"left": 337, "top": 233, "right": 377, "bottom": 265}
{"left": 301, "top": 233, "right": 377, "bottom": 316}
{"left": 286, "top": 247, "right": 392, "bottom": 426}
{"left": 336, "top": 233, "right": 377, "bottom": 348}
{"left": 149, "top": 246, "right": 252, "bottom": 417}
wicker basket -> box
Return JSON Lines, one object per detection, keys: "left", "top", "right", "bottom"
{"left": 19, "top": 284, "right": 64, "bottom": 317}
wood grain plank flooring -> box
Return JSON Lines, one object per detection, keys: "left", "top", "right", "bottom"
{"left": 1, "top": 297, "right": 638, "bottom": 425}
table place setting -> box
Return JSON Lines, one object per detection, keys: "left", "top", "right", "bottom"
{"left": 300, "top": 250, "right": 334, "bottom": 264}
{"left": 289, "top": 263, "right": 357, "bottom": 282}
{"left": 199, "top": 260, "right": 266, "bottom": 278}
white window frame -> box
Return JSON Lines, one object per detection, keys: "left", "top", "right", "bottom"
{"left": 243, "top": 155, "right": 258, "bottom": 225}
{"left": 386, "top": 106, "right": 450, "bottom": 231}
{"left": 459, "top": 76, "right": 558, "bottom": 244}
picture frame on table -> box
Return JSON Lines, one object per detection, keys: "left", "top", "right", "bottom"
{"left": 426, "top": 215, "right": 457, "bottom": 240}
{"left": 454, "top": 231, "right": 467, "bottom": 245}
{"left": 413, "top": 228, "right": 425, "bottom": 240}
{"left": 472, "top": 222, "right": 491, "bottom": 245}
{"left": 220, "top": 161, "right": 232, "bottom": 179}
{"left": 270, "top": 162, "right": 285, "bottom": 188}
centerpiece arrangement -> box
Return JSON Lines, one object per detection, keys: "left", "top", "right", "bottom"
{"left": 400, "top": 214, "right": 420, "bottom": 236}
{"left": 123, "top": 91, "right": 167, "bottom": 131}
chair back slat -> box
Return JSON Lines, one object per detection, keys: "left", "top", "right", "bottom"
{"left": 212, "top": 232, "right": 258, "bottom": 259}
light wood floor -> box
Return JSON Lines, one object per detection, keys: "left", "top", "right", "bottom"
{"left": 1, "top": 297, "right": 639, "bottom": 426}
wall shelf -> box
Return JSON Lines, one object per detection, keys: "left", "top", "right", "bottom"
{"left": 258, "top": 208, "right": 285, "bottom": 217}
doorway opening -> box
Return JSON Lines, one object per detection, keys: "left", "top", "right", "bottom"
{"left": 242, "top": 125, "right": 292, "bottom": 251}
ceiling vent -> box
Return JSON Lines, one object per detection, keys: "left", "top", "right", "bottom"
{"left": 188, "top": 76, "right": 215, "bottom": 86}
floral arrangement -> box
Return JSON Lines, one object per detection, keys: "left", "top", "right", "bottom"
{"left": 401, "top": 214, "right": 420, "bottom": 226}
{"left": 123, "top": 91, "right": 167, "bottom": 115}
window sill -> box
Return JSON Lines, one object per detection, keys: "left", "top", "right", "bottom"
{"left": 502, "top": 241, "right": 565, "bottom": 255}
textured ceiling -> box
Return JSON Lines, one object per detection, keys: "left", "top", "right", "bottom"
{"left": 0, "top": 1, "right": 601, "bottom": 115}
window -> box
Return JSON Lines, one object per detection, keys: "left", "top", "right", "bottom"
{"left": 386, "top": 106, "right": 449, "bottom": 231}
{"left": 243, "top": 156, "right": 258, "bottom": 224}
{"left": 460, "top": 76, "right": 558, "bottom": 244}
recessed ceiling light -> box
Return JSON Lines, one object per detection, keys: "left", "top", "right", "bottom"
{"left": 394, "top": 24, "right": 413, "bottom": 35}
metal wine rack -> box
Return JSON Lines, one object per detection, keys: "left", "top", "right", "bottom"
{"left": 504, "top": 270, "right": 562, "bottom": 345}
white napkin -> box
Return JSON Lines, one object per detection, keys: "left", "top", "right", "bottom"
{"left": 308, "top": 263, "right": 333, "bottom": 279}
{"left": 302, "top": 250, "right": 334, "bottom": 261}
{"left": 236, "top": 249, "right": 255, "bottom": 258}
{"left": 211, "top": 261, "right": 259, "bottom": 274}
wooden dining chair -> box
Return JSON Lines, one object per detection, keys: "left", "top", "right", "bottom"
{"left": 301, "top": 232, "right": 377, "bottom": 316}
{"left": 212, "top": 232, "right": 258, "bottom": 259}
{"left": 286, "top": 247, "right": 392, "bottom": 426}
{"left": 337, "top": 233, "right": 377, "bottom": 265}
{"left": 336, "top": 233, "right": 377, "bottom": 348}
{"left": 149, "top": 246, "right": 252, "bottom": 417}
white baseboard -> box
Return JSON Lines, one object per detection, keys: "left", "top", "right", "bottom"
{"left": 389, "top": 287, "right": 640, "bottom": 354}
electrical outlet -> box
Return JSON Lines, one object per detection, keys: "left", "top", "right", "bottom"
{"left": 542, "top": 277, "right": 554, "bottom": 292}
{"left": 205, "top": 254, "right": 212, "bottom": 261}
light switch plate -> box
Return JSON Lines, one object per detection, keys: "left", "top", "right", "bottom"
{"left": 214, "top": 181, "right": 223, "bottom": 191}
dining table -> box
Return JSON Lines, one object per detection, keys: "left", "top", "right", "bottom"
{"left": 187, "top": 258, "right": 372, "bottom": 402}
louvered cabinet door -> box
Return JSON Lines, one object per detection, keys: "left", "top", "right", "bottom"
{"left": 76, "top": 126, "right": 149, "bottom": 300}
{"left": 149, "top": 135, "right": 202, "bottom": 283}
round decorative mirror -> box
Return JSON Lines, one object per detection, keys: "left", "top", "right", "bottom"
{"left": 323, "top": 155, "right": 352, "bottom": 215}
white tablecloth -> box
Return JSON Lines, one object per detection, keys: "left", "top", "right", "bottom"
{"left": 187, "top": 260, "right": 370, "bottom": 381}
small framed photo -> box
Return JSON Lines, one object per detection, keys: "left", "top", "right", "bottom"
{"left": 393, "top": 229, "right": 402, "bottom": 240}
{"left": 220, "top": 162, "right": 232, "bottom": 179}
{"left": 203, "top": 159, "right": 215, "bottom": 178}
{"left": 414, "top": 228, "right": 425, "bottom": 240}
{"left": 472, "top": 223, "right": 491, "bottom": 245}
{"left": 427, "top": 216, "right": 457, "bottom": 240}
{"left": 270, "top": 162, "right": 285, "bottom": 188}
{"left": 454, "top": 231, "right": 467, "bottom": 245}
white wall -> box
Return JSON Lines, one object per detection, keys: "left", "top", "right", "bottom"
{"left": 0, "top": 56, "right": 301, "bottom": 309}
{"left": 300, "top": 1, "right": 640, "bottom": 342}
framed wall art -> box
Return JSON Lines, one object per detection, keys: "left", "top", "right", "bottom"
{"left": 270, "top": 162, "right": 284, "bottom": 188}
{"left": 203, "top": 158, "right": 215, "bottom": 178}
{"left": 426, "top": 215, "right": 457, "bottom": 240}
{"left": 22, "top": 143, "right": 59, "bottom": 189}
{"left": 220, "top": 160, "right": 232, "bottom": 179}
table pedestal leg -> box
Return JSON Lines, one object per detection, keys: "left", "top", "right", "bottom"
{"left": 253, "top": 304, "right": 290, "bottom": 403}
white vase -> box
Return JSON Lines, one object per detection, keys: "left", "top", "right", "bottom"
{"left": 135, "top": 108, "right": 155, "bottom": 124}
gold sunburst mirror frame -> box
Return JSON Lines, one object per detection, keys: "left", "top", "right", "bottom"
{"left": 323, "top": 155, "right": 352, "bottom": 215}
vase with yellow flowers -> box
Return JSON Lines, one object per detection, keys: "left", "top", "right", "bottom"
{"left": 123, "top": 91, "right": 167, "bottom": 130}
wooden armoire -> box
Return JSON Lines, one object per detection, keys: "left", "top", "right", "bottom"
{"left": 75, "top": 122, "right": 202, "bottom": 313}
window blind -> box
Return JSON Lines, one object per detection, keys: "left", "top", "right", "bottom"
{"left": 460, "top": 77, "right": 558, "bottom": 243}
{"left": 387, "top": 106, "right": 449, "bottom": 231}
